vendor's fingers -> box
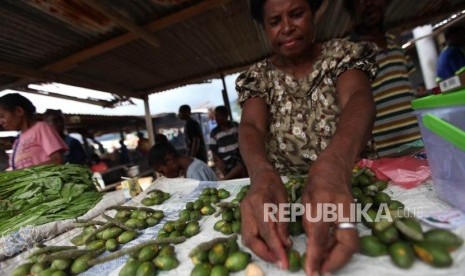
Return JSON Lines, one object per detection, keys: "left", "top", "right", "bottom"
{"left": 304, "top": 221, "right": 330, "bottom": 275}
{"left": 323, "top": 234, "right": 337, "bottom": 259}
{"left": 242, "top": 233, "right": 277, "bottom": 263}
{"left": 258, "top": 221, "right": 289, "bottom": 269}
{"left": 276, "top": 220, "right": 292, "bottom": 248}
{"left": 241, "top": 204, "right": 273, "bottom": 260}
{"left": 321, "top": 228, "right": 359, "bottom": 273}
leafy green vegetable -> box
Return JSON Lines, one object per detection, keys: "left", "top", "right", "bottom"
{"left": 0, "top": 164, "right": 102, "bottom": 235}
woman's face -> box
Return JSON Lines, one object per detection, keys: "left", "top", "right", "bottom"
{"left": 0, "top": 107, "right": 23, "bottom": 131}
{"left": 263, "top": 0, "right": 314, "bottom": 59}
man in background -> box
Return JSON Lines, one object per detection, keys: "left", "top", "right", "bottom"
{"left": 209, "top": 106, "right": 246, "bottom": 180}
{"left": 178, "top": 104, "right": 208, "bottom": 163}
{"left": 44, "top": 109, "right": 87, "bottom": 165}
{"left": 136, "top": 132, "right": 150, "bottom": 156}
{"left": 437, "top": 26, "right": 465, "bottom": 81}
{"left": 345, "top": 0, "right": 423, "bottom": 157}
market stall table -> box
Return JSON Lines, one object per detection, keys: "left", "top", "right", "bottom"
{"left": 0, "top": 190, "right": 126, "bottom": 261}
{"left": 1, "top": 177, "right": 464, "bottom": 276}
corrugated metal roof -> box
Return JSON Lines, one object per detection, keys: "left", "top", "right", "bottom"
{"left": 0, "top": 0, "right": 464, "bottom": 98}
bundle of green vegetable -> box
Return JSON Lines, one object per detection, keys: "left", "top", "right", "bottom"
{"left": 0, "top": 164, "right": 102, "bottom": 236}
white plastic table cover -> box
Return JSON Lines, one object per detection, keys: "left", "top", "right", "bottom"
{"left": 1, "top": 177, "right": 464, "bottom": 276}
{"left": 0, "top": 190, "right": 126, "bottom": 261}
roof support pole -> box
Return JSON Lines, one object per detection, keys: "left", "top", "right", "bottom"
{"left": 220, "top": 73, "right": 233, "bottom": 120}
{"left": 413, "top": 25, "right": 438, "bottom": 89}
{"left": 143, "top": 95, "right": 155, "bottom": 146}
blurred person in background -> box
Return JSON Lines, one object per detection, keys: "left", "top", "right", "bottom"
{"left": 345, "top": 0, "right": 423, "bottom": 157}
{"left": 0, "top": 140, "right": 10, "bottom": 171}
{"left": 436, "top": 26, "right": 465, "bottom": 81}
{"left": 148, "top": 142, "right": 216, "bottom": 181}
{"left": 90, "top": 153, "right": 108, "bottom": 173}
{"left": 178, "top": 104, "right": 208, "bottom": 163}
{"left": 209, "top": 105, "right": 247, "bottom": 180}
{"left": 0, "top": 93, "right": 67, "bottom": 169}
{"left": 155, "top": 133, "right": 169, "bottom": 144}
{"left": 44, "top": 109, "right": 87, "bottom": 165}
{"left": 136, "top": 132, "right": 151, "bottom": 155}
{"left": 118, "top": 139, "right": 131, "bottom": 165}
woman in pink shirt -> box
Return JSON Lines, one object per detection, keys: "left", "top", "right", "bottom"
{"left": 0, "top": 93, "right": 67, "bottom": 170}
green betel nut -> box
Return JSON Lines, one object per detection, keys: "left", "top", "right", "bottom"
{"left": 138, "top": 245, "right": 159, "bottom": 262}
{"left": 101, "top": 227, "right": 124, "bottom": 240}
{"left": 191, "top": 250, "right": 209, "bottom": 265}
{"left": 117, "top": 230, "right": 138, "bottom": 244}
{"left": 210, "top": 265, "right": 229, "bottom": 276}
{"left": 105, "top": 239, "right": 119, "bottom": 252}
{"left": 424, "top": 229, "right": 464, "bottom": 252}
{"left": 413, "top": 241, "right": 453, "bottom": 268}
{"left": 70, "top": 254, "right": 92, "bottom": 274}
{"left": 119, "top": 260, "right": 142, "bottom": 276}
{"left": 86, "top": 240, "right": 105, "bottom": 251}
{"left": 360, "top": 236, "right": 388, "bottom": 257}
{"left": 10, "top": 263, "right": 34, "bottom": 276}
{"left": 225, "top": 251, "right": 251, "bottom": 272}
{"left": 153, "top": 255, "right": 179, "bottom": 270}
{"left": 208, "top": 243, "right": 228, "bottom": 265}
{"left": 191, "top": 263, "right": 212, "bottom": 276}
{"left": 135, "top": 261, "right": 156, "bottom": 276}
{"left": 158, "top": 245, "right": 175, "bottom": 257}
{"left": 50, "top": 259, "right": 71, "bottom": 270}
{"left": 389, "top": 242, "right": 415, "bottom": 269}
{"left": 184, "top": 221, "right": 200, "bottom": 237}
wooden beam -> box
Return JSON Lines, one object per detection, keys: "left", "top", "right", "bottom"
{"left": 402, "top": 14, "right": 465, "bottom": 50}
{"left": 0, "top": 60, "right": 141, "bottom": 98}
{"left": 389, "top": 2, "right": 465, "bottom": 33}
{"left": 140, "top": 56, "right": 267, "bottom": 94}
{"left": 143, "top": 95, "right": 155, "bottom": 146}
{"left": 80, "top": 0, "right": 160, "bottom": 48}
{"left": 0, "top": 0, "right": 233, "bottom": 94}
{"left": 16, "top": 87, "right": 120, "bottom": 107}
{"left": 42, "top": 0, "right": 233, "bottom": 73}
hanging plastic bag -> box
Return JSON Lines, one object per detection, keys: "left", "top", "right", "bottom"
{"left": 358, "top": 156, "right": 431, "bottom": 189}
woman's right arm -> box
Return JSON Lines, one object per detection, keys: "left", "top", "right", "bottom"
{"left": 239, "top": 97, "right": 272, "bottom": 174}
{"left": 239, "top": 97, "right": 291, "bottom": 269}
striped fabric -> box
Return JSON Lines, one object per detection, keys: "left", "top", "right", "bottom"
{"left": 209, "top": 122, "right": 240, "bottom": 162}
{"left": 371, "top": 33, "right": 422, "bottom": 157}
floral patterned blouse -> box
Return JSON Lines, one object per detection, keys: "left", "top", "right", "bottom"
{"left": 236, "top": 39, "right": 378, "bottom": 175}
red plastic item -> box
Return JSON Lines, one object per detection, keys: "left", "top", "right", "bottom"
{"left": 358, "top": 156, "right": 431, "bottom": 189}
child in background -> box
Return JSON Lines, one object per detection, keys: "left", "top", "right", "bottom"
{"left": 148, "top": 142, "right": 216, "bottom": 181}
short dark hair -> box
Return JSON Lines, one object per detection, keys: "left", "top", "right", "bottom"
{"left": 179, "top": 104, "right": 191, "bottom": 113}
{"left": 250, "top": 0, "right": 323, "bottom": 24}
{"left": 155, "top": 133, "right": 169, "bottom": 144}
{"left": 148, "top": 142, "right": 179, "bottom": 167}
{"left": 43, "top": 109, "right": 65, "bottom": 121}
{"left": 214, "top": 105, "right": 229, "bottom": 116}
{"left": 0, "top": 93, "right": 36, "bottom": 117}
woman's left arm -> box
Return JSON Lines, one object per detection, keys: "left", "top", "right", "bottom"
{"left": 302, "top": 69, "right": 376, "bottom": 275}
{"left": 35, "top": 150, "right": 65, "bottom": 166}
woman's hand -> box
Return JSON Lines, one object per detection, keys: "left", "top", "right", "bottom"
{"left": 240, "top": 168, "right": 292, "bottom": 269}
{"left": 301, "top": 155, "right": 359, "bottom": 276}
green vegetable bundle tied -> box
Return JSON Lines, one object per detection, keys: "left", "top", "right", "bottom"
{"left": 0, "top": 164, "right": 102, "bottom": 235}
